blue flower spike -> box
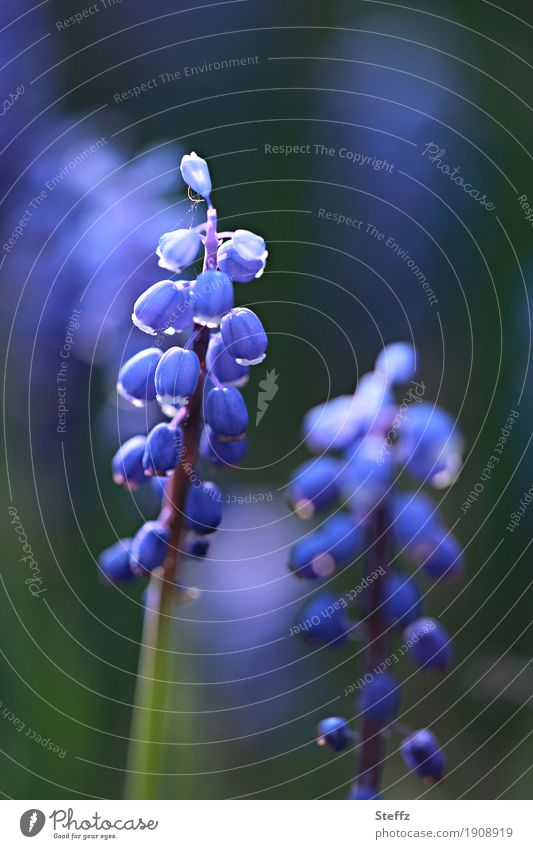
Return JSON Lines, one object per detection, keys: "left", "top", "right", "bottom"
{"left": 220, "top": 307, "right": 268, "bottom": 365}
{"left": 284, "top": 339, "right": 466, "bottom": 798}
{"left": 403, "top": 617, "right": 452, "bottom": 671}
{"left": 192, "top": 269, "right": 234, "bottom": 327}
{"left": 317, "top": 717, "right": 351, "bottom": 752}
{"left": 156, "top": 228, "right": 201, "bottom": 273}
{"left": 112, "top": 435, "right": 147, "bottom": 489}
{"left": 206, "top": 332, "right": 249, "bottom": 387}
{"left": 132, "top": 279, "right": 189, "bottom": 335}
{"left": 184, "top": 481, "right": 223, "bottom": 535}
{"left": 218, "top": 229, "right": 268, "bottom": 282}
{"left": 142, "top": 422, "right": 183, "bottom": 476}
{"left": 130, "top": 521, "right": 171, "bottom": 574}
{"left": 180, "top": 152, "right": 212, "bottom": 199}
{"left": 98, "top": 538, "right": 135, "bottom": 583}
{"left": 117, "top": 347, "right": 162, "bottom": 407}
{"left": 204, "top": 386, "right": 249, "bottom": 439}
{"left": 154, "top": 346, "right": 201, "bottom": 405}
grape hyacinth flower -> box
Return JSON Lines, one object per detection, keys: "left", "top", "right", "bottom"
{"left": 290, "top": 342, "right": 464, "bottom": 798}
{"left": 117, "top": 348, "right": 162, "bottom": 407}
{"left": 400, "top": 729, "right": 445, "bottom": 783}
{"left": 132, "top": 279, "right": 189, "bottom": 335}
{"left": 220, "top": 307, "right": 268, "bottom": 365}
{"left": 317, "top": 717, "right": 351, "bottom": 752}
{"left": 98, "top": 154, "right": 269, "bottom": 786}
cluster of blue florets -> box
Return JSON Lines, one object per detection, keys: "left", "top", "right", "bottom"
{"left": 287, "top": 342, "right": 464, "bottom": 798}
{"left": 99, "top": 152, "right": 268, "bottom": 583}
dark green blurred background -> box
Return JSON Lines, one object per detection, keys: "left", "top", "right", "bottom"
{"left": 1, "top": 0, "right": 532, "bottom": 799}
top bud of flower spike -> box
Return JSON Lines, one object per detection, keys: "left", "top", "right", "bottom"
{"left": 220, "top": 307, "right": 268, "bottom": 366}
{"left": 180, "top": 152, "right": 212, "bottom": 199}
{"left": 157, "top": 228, "right": 201, "bottom": 273}
{"left": 132, "top": 280, "right": 190, "bottom": 335}
{"left": 375, "top": 342, "right": 416, "bottom": 385}
{"left": 218, "top": 229, "right": 268, "bottom": 282}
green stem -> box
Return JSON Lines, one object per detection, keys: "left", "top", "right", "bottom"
{"left": 124, "top": 209, "right": 216, "bottom": 799}
{"left": 124, "top": 573, "right": 176, "bottom": 799}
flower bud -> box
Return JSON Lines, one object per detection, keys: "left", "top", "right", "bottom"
{"left": 317, "top": 717, "right": 350, "bottom": 751}
{"left": 204, "top": 386, "right": 248, "bottom": 438}
{"left": 156, "top": 228, "right": 201, "bottom": 273}
{"left": 206, "top": 332, "right": 249, "bottom": 386}
{"left": 130, "top": 521, "right": 171, "bottom": 573}
{"left": 200, "top": 425, "right": 248, "bottom": 467}
{"left": 383, "top": 572, "right": 422, "bottom": 628}
{"left": 358, "top": 673, "right": 401, "bottom": 725}
{"left": 154, "top": 347, "right": 200, "bottom": 404}
{"left": 220, "top": 307, "right": 268, "bottom": 365}
{"left": 217, "top": 229, "right": 267, "bottom": 282}
{"left": 143, "top": 422, "right": 182, "bottom": 476}
{"left": 288, "top": 456, "right": 341, "bottom": 517}
{"left": 192, "top": 270, "right": 233, "bottom": 326}
{"left": 179, "top": 152, "right": 212, "bottom": 198}
{"left": 184, "top": 481, "right": 222, "bottom": 535}
{"left": 403, "top": 617, "right": 452, "bottom": 671}
{"left": 132, "top": 280, "right": 189, "bottom": 335}
{"left": 161, "top": 281, "right": 195, "bottom": 335}
{"left": 396, "top": 403, "right": 464, "bottom": 487}
{"left": 117, "top": 348, "right": 162, "bottom": 407}
{"left": 298, "top": 593, "right": 351, "bottom": 646}
{"left": 98, "top": 538, "right": 135, "bottom": 583}
{"left": 400, "top": 729, "right": 445, "bottom": 782}
{"left": 112, "top": 435, "right": 147, "bottom": 489}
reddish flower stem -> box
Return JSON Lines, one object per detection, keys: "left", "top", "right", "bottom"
{"left": 355, "top": 503, "right": 389, "bottom": 794}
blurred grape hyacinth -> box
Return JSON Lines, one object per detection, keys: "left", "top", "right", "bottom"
{"left": 287, "top": 342, "right": 465, "bottom": 799}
